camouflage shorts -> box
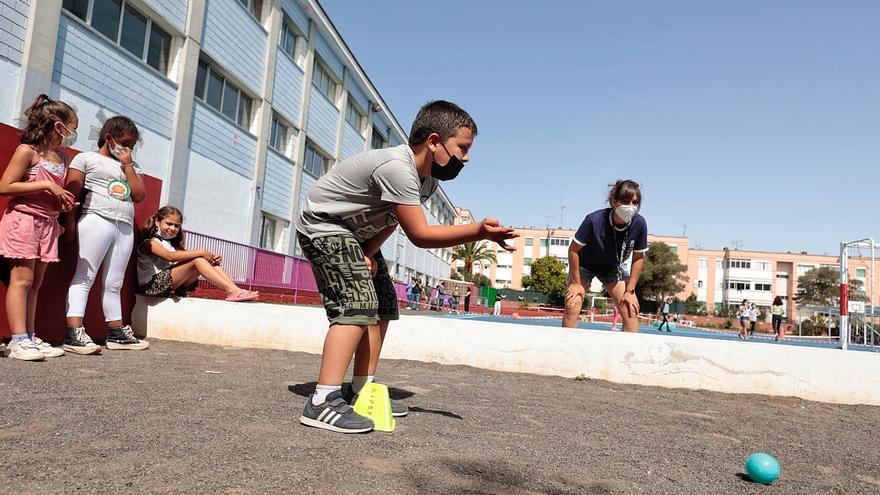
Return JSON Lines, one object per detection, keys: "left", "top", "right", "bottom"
{"left": 298, "top": 233, "right": 399, "bottom": 326}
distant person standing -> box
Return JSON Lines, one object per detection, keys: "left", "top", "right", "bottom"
{"left": 435, "top": 282, "right": 446, "bottom": 311}
{"left": 463, "top": 287, "right": 472, "bottom": 312}
{"left": 657, "top": 297, "right": 672, "bottom": 332}
{"left": 451, "top": 286, "right": 460, "bottom": 313}
{"left": 749, "top": 302, "right": 758, "bottom": 336}
{"left": 493, "top": 295, "right": 503, "bottom": 316}
{"left": 410, "top": 279, "right": 423, "bottom": 310}
{"left": 771, "top": 296, "right": 785, "bottom": 342}
{"left": 737, "top": 299, "right": 750, "bottom": 339}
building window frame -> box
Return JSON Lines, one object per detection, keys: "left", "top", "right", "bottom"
{"left": 234, "top": 0, "right": 263, "bottom": 22}
{"left": 311, "top": 57, "right": 339, "bottom": 104}
{"left": 195, "top": 58, "right": 254, "bottom": 130}
{"left": 269, "top": 113, "right": 290, "bottom": 154}
{"left": 303, "top": 142, "right": 330, "bottom": 178}
{"left": 62, "top": 0, "right": 172, "bottom": 75}
{"left": 345, "top": 100, "right": 365, "bottom": 132}
{"left": 371, "top": 127, "right": 387, "bottom": 149}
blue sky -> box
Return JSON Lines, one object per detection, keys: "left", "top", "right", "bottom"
{"left": 321, "top": 0, "right": 879, "bottom": 255}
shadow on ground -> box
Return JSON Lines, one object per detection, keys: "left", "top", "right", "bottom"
{"left": 288, "top": 382, "right": 463, "bottom": 419}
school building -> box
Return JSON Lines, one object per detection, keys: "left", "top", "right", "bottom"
{"left": 0, "top": 0, "right": 455, "bottom": 285}
{"left": 470, "top": 225, "right": 878, "bottom": 322}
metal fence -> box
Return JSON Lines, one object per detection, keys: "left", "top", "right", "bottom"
{"left": 185, "top": 231, "right": 407, "bottom": 303}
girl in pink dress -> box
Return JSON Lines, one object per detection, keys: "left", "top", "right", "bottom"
{"left": 0, "top": 94, "right": 78, "bottom": 361}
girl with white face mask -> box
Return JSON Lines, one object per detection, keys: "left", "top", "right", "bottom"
{"left": 562, "top": 180, "right": 649, "bottom": 332}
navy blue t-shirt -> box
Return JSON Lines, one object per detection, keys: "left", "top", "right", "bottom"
{"left": 572, "top": 208, "right": 648, "bottom": 274}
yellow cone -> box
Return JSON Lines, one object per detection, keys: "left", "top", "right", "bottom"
{"left": 353, "top": 382, "right": 395, "bottom": 432}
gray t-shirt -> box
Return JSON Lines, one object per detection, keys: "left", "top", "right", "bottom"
{"left": 69, "top": 151, "right": 143, "bottom": 225}
{"left": 296, "top": 145, "right": 438, "bottom": 242}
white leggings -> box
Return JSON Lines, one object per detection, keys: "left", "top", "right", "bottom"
{"left": 66, "top": 213, "right": 134, "bottom": 321}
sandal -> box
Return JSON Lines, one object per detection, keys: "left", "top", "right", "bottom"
{"left": 225, "top": 290, "right": 259, "bottom": 302}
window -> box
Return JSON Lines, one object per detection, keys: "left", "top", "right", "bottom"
{"left": 727, "top": 280, "right": 751, "bottom": 291}
{"left": 235, "top": 0, "right": 262, "bottom": 20}
{"left": 856, "top": 268, "right": 867, "bottom": 278}
{"left": 754, "top": 261, "right": 772, "bottom": 271}
{"left": 696, "top": 280, "right": 704, "bottom": 288}
{"left": 797, "top": 264, "right": 815, "bottom": 277}
{"left": 755, "top": 283, "right": 772, "bottom": 291}
{"left": 195, "top": 58, "right": 253, "bottom": 129}
{"left": 524, "top": 258, "right": 532, "bottom": 266}
{"left": 279, "top": 19, "right": 298, "bottom": 59}
{"left": 540, "top": 239, "right": 548, "bottom": 248}
{"left": 550, "top": 238, "right": 567, "bottom": 246}
{"left": 669, "top": 245, "right": 678, "bottom": 255}
{"left": 269, "top": 114, "right": 288, "bottom": 152}
{"left": 699, "top": 259, "right": 708, "bottom": 269}
{"left": 525, "top": 238, "right": 533, "bottom": 247}
{"left": 259, "top": 215, "right": 276, "bottom": 250}
{"left": 304, "top": 143, "right": 329, "bottom": 178}
{"left": 371, "top": 127, "right": 387, "bottom": 149}
{"left": 312, "top": 59, "right": 337, "bottom": 101}
{"left": 776, "top": 273, "right": 789, "bottom": 279}
{"left": 63, "top": 0, "right": 173, "bottom": 75}
{"left": 345, "top": 101, "right": 364, "bottom": 131}
{"left": 726, "top": 259, "right": 751, "bottom": 269}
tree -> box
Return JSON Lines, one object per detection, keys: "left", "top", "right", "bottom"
{"left": 638, "top": 242, "right": 689, "bottom": 301}
{"left": 683, "top": 293, "right": 706, "bottom": 315}
{"left": 451, "top": 241, "right": 496, "bottom": 276}
{"left": 455, "top": 269, "right": 491, "bottom": 288}
{"left": 795, "top": 266, "right": 865, "bottom": 306}
{"left": 521, "top": 256, "right": 567, "bottom": 303}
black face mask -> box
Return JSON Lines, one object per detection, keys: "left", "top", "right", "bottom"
{"left": 431, "top": 142, "right": 464, "bottom": 181}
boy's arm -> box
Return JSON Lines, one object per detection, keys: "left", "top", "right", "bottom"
{"left": 393, "top": 204, "right": 517, "bottom": 250}
{"left": 362, "top": 225, "right": 397, "bottom": 258}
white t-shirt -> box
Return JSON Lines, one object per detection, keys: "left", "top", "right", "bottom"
{"left": 70, "top": 151, "right": 143, "bottom": 225}
{"left": 137, "top": 237, "right": 175, "bottom": 286}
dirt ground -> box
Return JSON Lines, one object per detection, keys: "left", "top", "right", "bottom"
{"left": 1, "top": 339, "right": 878, "bottom": 494}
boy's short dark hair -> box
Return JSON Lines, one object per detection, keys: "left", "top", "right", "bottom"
{"left": 408, "top": 100, "right": 477, "bottom": 146}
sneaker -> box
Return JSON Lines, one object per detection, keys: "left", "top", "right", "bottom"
{"left": 342, "top": 383, "right": 409, "bottom": 417}
{"left": 63, "top": 326, "right": 102, "bottom": 355}
{"left": 106, "top": 325, "right": 149, "bottom": 350}
{"left": 32, "top": 336, "right": 65, "bottom": 358}
{"left": 8, "top": 339, "right": 45, "bottom": 361}
{"left": 300, "top": 390, "right": 374, "bottom": 433}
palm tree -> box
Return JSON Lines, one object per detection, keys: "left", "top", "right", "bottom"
{"left": 452, "top": 241, "right": 496, "bottom": 276}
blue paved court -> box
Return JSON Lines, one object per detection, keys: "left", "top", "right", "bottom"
{"left": 430, "top": 313, "right": 880, "bottom": 353}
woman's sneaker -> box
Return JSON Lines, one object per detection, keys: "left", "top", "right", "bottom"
{"left": 106, "top": 325, "right": 149, "bottom": 350}
{"left": 31, "top": 336, "right": 65, "bottom": 358}
{"left": 300, "top": 390, "right": 374, "bottom": 433}
{"left": 63, "top": 326, "right": 102, "bottom": 355}
{"left": 341, "top": 383, "right": 409, "bottom": 417}
{"left": 9, "top": 339, "right": 45, "bottom": 361}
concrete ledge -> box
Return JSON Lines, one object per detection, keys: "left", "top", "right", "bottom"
{"left": 132, "top": 295, "right": 880, "bottom": 406}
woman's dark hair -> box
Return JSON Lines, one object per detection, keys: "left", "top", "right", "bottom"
{"left": 19, "top": 94, "right": 76, "bottom": 147}
{"left": 607, "top": 179, "right": 641, "bottom": 206}
{"left": 141, "top": 206, "right": 185, "bottom": 250}
{"left": 773, "top": 296, "right": 783, "bottom": 306}
{"left": 408, "top": 100, "right": 477, "bottom": 146}
{"left": 97, "top": 115, "right": 140, "bottom": 148}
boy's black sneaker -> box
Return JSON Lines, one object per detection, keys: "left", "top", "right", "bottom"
{"left": 62, "top": 326, "right": 102, "bottom": 355}
{"left": 341, "top": 383, "right": 409, "bottom": 417}
{"left": 106, "top": 325, "right": 149, "bottom": 350}
{"left": 300, "top": 390, "right": 373, "bottom": 433}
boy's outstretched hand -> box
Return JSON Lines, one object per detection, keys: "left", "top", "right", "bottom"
{"left": 479, "top": 217, "right": 518, "bottom": 252}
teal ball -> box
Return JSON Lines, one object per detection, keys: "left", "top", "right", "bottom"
{"left": 745, "top": 453, "right": 781, "bottom": 485}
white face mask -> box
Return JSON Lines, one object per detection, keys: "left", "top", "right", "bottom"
{"left": 614, "top": 204, "right": 638, "bottom": 224}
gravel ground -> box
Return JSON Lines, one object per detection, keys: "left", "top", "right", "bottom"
{"left": 1, "top": 339, "right": 878, "bottom": 494}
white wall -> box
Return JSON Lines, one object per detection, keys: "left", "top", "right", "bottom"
{"left": 134, "top": 297, "right": 880, "bottom": 407}
{"left": 0, "top": 57, "right": 18, "bottom": 125}
{"left": 183, "top": 150, "right": 252, "bottom": 242}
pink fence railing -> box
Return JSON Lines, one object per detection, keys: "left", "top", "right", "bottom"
{"left": 185, "top": 231, "right": 406, "bottom": 303}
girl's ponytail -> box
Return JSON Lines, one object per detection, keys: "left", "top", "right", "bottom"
{"left": 19, "top": 94, "right": 76, "bottom": 146}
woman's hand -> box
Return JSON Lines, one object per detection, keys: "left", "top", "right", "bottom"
{"left": 565, "top": 283, "right": 585, "bottom": 304}
{"left": 619, "top": 291, "right": 640, "bottom": 318}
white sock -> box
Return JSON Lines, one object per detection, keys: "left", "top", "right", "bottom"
{"left": 312, "top": 384, "right": 341, "bottom": 405}
{"left": 351, "top": 375, "right": 374, "bottom": 394}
